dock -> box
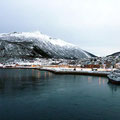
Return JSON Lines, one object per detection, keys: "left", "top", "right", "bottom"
{"left": 39, "top": 67, "right": 110, "bottom": 77}
{"left": 0, "top": 66, "right": 111, "bottom": 77}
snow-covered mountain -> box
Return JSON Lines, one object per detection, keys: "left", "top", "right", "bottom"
{"left": 107, "top": 52, "right": 120, "bottom": 57}
{"left": 0, "top": 31, "right": 95, "bottom": 61}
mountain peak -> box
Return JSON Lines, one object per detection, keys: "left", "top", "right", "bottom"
{"left": 0, "top": 31, "right": 95, "bottom": 61}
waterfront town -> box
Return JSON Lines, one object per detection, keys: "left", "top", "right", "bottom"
{"left": 0, "top": 55, "right": 120, "bottom": 70}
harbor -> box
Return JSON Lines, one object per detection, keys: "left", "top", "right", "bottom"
{"left": 0, "top": 64, "right": 112, "bottom": 77}
{"left": 0, "top": 68, "right": 119, "bottom": 120}
{"left": 39, "top": 67, "right": 111, "bottom": 77}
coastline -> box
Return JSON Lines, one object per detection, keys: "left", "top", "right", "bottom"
{"left": 0, "top": 66, "right": 111, "bottom": 77}
{"left": 39, "top": 67, "right": 110, "bottom": 77}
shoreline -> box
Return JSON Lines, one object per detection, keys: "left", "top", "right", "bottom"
{"left": 39, "top": 68, "right": 109, "bottom": 77}
{"left": 0, "top": 67, "right": 111, "bottom": 77}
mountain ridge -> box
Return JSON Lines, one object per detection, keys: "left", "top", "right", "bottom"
{"left": 107, "top": 52, "right": 120, "bottom": 57}
{"left": 0, "top": 31, "right": 95, "bottom": 61}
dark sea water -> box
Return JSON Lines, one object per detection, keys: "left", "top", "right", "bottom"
{"left": 0, "top": 69, "right": 120, "bottom": 120}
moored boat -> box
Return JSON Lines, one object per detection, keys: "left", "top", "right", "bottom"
{"left": 108, "top": 70, "right": 120, "bottom": 85}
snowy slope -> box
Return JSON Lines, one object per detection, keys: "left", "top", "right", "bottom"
{"left": 0, "top": 31, "right": 94, "bottom": 60}
{"left": 107, "top": 52, "right": 120, "bottom": 57}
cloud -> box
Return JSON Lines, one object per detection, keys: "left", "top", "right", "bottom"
{"left": 0, "top": 0, "right": 120, "bottom": 56}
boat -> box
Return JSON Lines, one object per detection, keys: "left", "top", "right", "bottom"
{"left": 108, "top": 69, "right": 120, "bottom": 85}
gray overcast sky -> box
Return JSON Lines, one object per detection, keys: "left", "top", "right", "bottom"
{"left": 0, "top": 0, "right": 120, "bottom": 56}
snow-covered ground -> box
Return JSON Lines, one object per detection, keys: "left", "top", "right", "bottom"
{"left": 42, "top": 67, "right": 112, "bottom": 74}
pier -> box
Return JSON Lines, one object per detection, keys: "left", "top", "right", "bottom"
{"left": 0, "top": 66, "right": 111, "bottom": 77}
{"left": 39, "top": 67, "right": 111, "bottom": 77}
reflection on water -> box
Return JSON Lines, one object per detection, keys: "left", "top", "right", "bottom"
{"left": 37, "top": 70, "right": 41, "bottom": 79}
{"left": 99, "top": 77, "right": 101, "bottom": 85}
{"left": 1, "top": 69, "right": 120, "bottom": 120}
{"left": 108, "top": 82, "right": 120, "bottom": 93}
{"left": 0, "top": 69, "right": 118, "bottom": 95}
{"left": 87, "top": 76, "right": 105, "bottom": 86}
{"left": 0, "top": 69, "right": 54, "bottom": 94}
{"left": 88, "top": 76, "right": 92, "bottom": 83}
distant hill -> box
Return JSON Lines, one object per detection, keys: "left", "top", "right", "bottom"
{"left": 84, "top": 51, "right": 96, "bottom": 57}
{"left": 107, "top": 52, "right": 120, "bottom": 57}
{"left": 0, "top": 32, "right": 95, "bottom": 61}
